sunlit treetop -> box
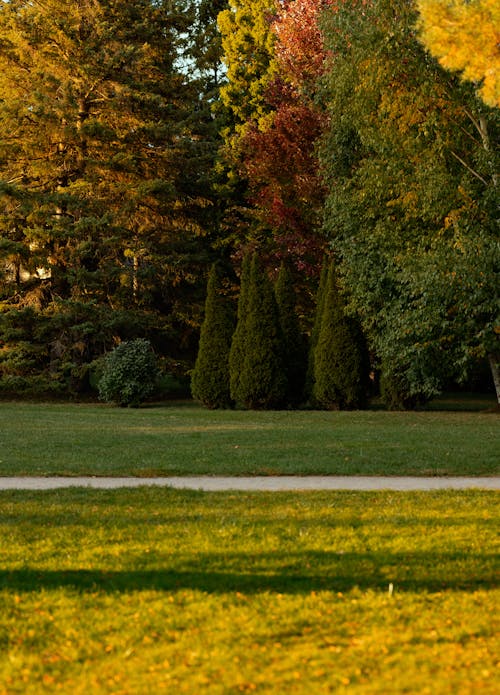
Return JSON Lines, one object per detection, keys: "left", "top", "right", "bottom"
{"left": 417, "top": 0, "right": 500, "bottom": 108}
{"left": 218, "top": 0, "right": 278, "bottom": 132}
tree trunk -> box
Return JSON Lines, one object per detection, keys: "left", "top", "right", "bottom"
{"left": 488, "top": 353, "right": 500, "bottom": 405}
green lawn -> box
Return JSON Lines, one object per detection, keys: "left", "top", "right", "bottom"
{"left": 0, "top": 401, "right": 498, "bottom": 477}
{"left": 0, "top": 488, "right": 498, "bottom": 693}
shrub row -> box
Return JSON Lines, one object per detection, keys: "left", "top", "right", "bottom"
{"left": 191, "top": 255, "right": 370, "bottom": 410}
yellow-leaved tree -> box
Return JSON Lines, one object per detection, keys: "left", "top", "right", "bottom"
{"left": 416, "top": 0, "right": 500, "bottom": 108}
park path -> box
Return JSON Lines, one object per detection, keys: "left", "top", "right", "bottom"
{"left": 0, "top": 476, "right": 498, "bottom": 491}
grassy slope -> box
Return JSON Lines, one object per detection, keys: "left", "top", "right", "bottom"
{"left": 0, "top": 488, "right": 498, "bottom": 693}
{"left": 0, "top": 402, "right": 498, "bottom": 477}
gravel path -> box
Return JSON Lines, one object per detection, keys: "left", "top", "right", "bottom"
{"left": 0, "top": 476, "right": 498, "bottom": 491}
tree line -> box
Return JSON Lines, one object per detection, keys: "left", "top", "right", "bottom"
{"left": 0, "top": 0, "right": 498, "bottom": 407}
{"left": 191, "top": 256, "right": 370, "bottom": 410}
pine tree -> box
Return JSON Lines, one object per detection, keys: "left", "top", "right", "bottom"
{"left": 313, "top": 262, "right": 369, "bottom": 410}
{"left": 191, "top": 264, "right": 235, "bottom": 408}
{"left": 0, "top": 0, "right": 219, "bottom": 393}
{"left": 238, "top": 253, "right": 287, "bottom": 409}
{"left": 275, "top": 263, "right": 306, "bottom": 406}
{"left": 229, "top": 253, "right": 252, "bottom": 405}
{"left": 0, "top": 0, "right": 196, "bottom": 302}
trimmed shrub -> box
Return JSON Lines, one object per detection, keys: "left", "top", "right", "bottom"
{"left": 275, "top": 263, "right": 307, "bottom": 406}
{"left": 305, "top": 258, "right": 329, "bottom": 403}
{"left": 229, "top": 253, "right": 252, "bottom": 405}
{"left": 98, "top": 339, "right": 159, "bottom": 407}
{"left": 191, "top": 264, "right": 235, "bottom": 408}
{"left": 313, "top": 262, "right": 369, "bottom": 409}
{"left": 237, "top": 254, "right": 288, "bottom": 409}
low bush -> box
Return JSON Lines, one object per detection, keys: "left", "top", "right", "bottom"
{"left": 98, "top": 338, "right": 159, "bottom": 407}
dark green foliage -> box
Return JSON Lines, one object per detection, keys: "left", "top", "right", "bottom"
{"left": 191, "top": 264, "right": 235, "bottom": 408}
{"left": 380, "top": 369, "right": 428, "bottom": 411}
{"left": 98, "top": 339, "right": 159, "bottom": 407}
{"left": 0, "top": 0, "right": 225, "bottom": 397}
{"left": 229, "top": 253, "right": 252, "bottom": 405}
{"left": 313, "top": 262, "right": 369, "bottom": 410}
{"left": 0, "top": 300, "right": 156, "bottom": 398}
{"left": 237, "top": 254, "right": 288, "bottom": 409}
{"left": 319, "top": 0, "right": 499, "bottom": 403}
{"left": 274, "top": 263, "right": 307, "bottom": 406}
{"left": 305, "top": 258, "right": 329, "bottom": 403}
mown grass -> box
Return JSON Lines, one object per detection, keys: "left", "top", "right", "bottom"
{"left": 0, "top": 401, "right": 498, "bottom": 477}
{"left": 0, "top": 488, "right": 498, "bottom": 693}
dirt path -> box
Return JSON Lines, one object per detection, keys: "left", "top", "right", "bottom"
{"left": 0, "top": 476, "right": 498, "bottom": 491}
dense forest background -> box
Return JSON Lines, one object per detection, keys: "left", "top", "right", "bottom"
{"left": 0, "top": 0, "right": 498, "bottom": 407}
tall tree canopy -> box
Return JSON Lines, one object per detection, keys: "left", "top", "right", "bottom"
{"left": 320, "top": 0, "right": 499, "bottom": 403}
{"left": 218, "top": 0, "right": 277, "bottom": 136}
{"left": 239, "top": 0, "right": 328, "bottom": 273}
{"left": 417, "top": 0, "right": 500, "bottom": 108}
{"left": 217, "top": 0, "right": 330, "bottom": 301}
{"left": 0, "top": 0, "right": 221, "bottom": 393}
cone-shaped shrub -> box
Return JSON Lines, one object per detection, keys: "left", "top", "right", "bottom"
{"left": 237, "top": 254, "right": 288, "bottom": 409}
{"left": 191, "top": 264, "right": 235, "bottom": 408}
{"left": 313, "top": 261, "right": 369, "bottom": 409}
{"left": 229, "top": 253, "right": 252, "bottom": 405}
{"left": 275, "top": 263, "right": 307, "bottom": 407}
{"left": 305, "top": 258, "right": 329, "bottom": 403}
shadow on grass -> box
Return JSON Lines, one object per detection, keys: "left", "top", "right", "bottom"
{"left": 1, "top": 550, "right": 498, "bottom": 594}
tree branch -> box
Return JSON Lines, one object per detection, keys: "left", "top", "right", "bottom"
{"left": 449, "top": 150, "right": 489, "bottom": 186}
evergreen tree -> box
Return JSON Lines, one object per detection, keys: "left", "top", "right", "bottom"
{"left": 313, "top": 262, "right": 369, "bottom": 410}
{"left": 0, "top": 0, "right": 220, "bottom": 394}
{"left": 238, "top": 253, "right": 287, "bottom": 409}
{"left": 304, "top": 258, "right": 328, "bottom": 403}
{"left": 274, "top": 263, "right": 306, "bottom": 406}
{"left": 218, "top": 0, "right": 277, "bottom": 136}
{"left": 229, "top": 253, "right": 252, "bottom": 405}
{"left": 191, "top": 264, "right": 235, "bottom": 408}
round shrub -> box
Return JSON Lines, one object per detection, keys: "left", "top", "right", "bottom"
{"left": 98, "top": 339, "right": 159, "bottom": 407}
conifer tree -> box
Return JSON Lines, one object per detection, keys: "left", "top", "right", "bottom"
{"left": 191, "top": 264, "right": 235, "bottom": 408}
{"left": 313, "top": 261, "right": 369, "bottom": 410}
{"left": 218, "top": 0, "right": 277, "bottom": 136}
{"left": 237, "top": 253, "right": 287, "bottom": 409}
{"left": 229, "top": 253, "right": 252, "bottom": 405}
{"left": 275, "top": 263, "right": 306, "bottom": 406}
{"left": 0, "top": 0, "right": 220, "bottom": 393}
{"left": 0, "top": 0, "right": 198, "bottom": 303}
{"left": 305, "top": 258, "right": 328, "bottom": 403}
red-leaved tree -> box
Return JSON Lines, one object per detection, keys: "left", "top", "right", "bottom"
{"left": 239, "top": 0, "right": 337, "bottom": 275}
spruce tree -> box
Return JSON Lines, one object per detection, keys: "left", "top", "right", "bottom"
{"left": 0, "top": 0, "right": 222, "bottom": 394}
{"left": 191, "top": 264, "right": 235, "bottom": 408}
{"left": 274, "top": 263, "right": 306, "bottom": 407}
{"left": 313, "top": 261, "right": 369, "bottom": 410}
{"left": 229, "top": 253, "right": 252, "bottom": 405}
{"left": 238, "top": 254, "right": 287, "bottom": 409}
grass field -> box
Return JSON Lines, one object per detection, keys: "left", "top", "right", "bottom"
{"left": 0, "top": 401, "right": 498, "bottom": 477}
{"left": 0, "top": 488, "right": 498, "bottom": 693}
